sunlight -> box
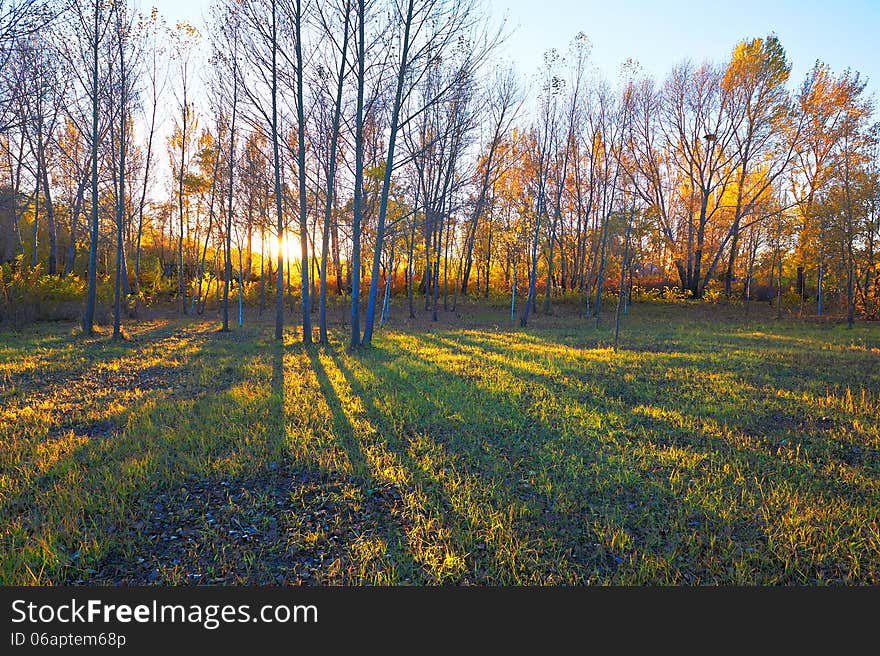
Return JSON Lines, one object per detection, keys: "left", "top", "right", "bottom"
{"left": 251, "top": 232, "right": 303, "bottom": 265}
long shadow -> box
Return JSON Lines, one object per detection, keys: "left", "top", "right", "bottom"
{"left": 380, "top": 330, "right": 879, "bottom": 583}
{"left": 271, "top": 338, "right": 285, "bottom": 451}
{"left": 334, "top": 341, "right": 634, "bottom": 582}
{"left": 306, "top": 346, "right": 370, "bottom": 481}
{"left": 326, "top": 347, "right": 495, "bottom": 583}
{"left": 431, "top": 331, "right": 877, "bottom": 501}
{"left": 303, "top": 342, "right": 427, "bottom": 583}
{"left": 517, "top": 318, "right": 880, "bottom": 395}
{"left": 446, "top": 329, "right": 879, "bottom": 428}
{"left": 0, "top": 325, "right": 276, "bottom": 584}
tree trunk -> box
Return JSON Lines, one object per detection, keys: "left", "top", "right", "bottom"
{"left": 319, "top": 1, "right": 349, "bottom": 344}
{"left": 223, "top": 34, "right": 238, "bottom": 333}
{"left": 31, "top": 169, "right": 39, "bottom": 269}
{"left": 82, "top": 0, "right": 100, "bottom": 335}
{"left": 293, "top": 0, "right": 311, "bottom": 344}
{"left": 271, "top": 1, "right": 284, "bottom": 341}
{"left": 349, "top": 0, "right": 365, "bottom": 349}
{"left": 363, "top": 0, "right": 414, "bottom": 345}
{"left": 614, "top": 207, "right": 632, "bottom": 349}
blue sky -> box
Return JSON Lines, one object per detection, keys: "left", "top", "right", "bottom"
{"left": 496, "top": 0, "right": 878, "bottom": 95}
{"left": 149, "top": 0, "right": 878, "bottom": 98}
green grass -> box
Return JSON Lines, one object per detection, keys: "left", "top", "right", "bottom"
{"left": 1, "top": 302, "right": 878, "bottom": 585}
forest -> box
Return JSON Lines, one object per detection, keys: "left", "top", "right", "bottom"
{"left": 0, "top": 0, "right": 876, "bottom": 335}
{"left": 0, "top": 0, "right": 878, "bottom": 587}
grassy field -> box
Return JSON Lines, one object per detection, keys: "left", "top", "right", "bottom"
{"left": 1, "top": 300, "right": 878, "bottom": 585}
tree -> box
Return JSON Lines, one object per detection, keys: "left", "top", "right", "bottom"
{"left": 314, "top": 0, "right": 351, "bottom": 344}
{"left": 111, "top": 0, "right": 139, "bottom": 338}
{"left": 170, "top": 21, "right": 199, "bottom": 316}
{"left": 361, "top": 0, "right": 496, "bottom": 344}
{"left": 792, "top": 63, "right": 870, "bottom": 316}
{"left": 718, "top": 35, "right": 798, "bottom": 298}
{"left": 73, "top": 0, "right": 112, "bottom": 336}
{"left": 211, "top": 1, "right": 240, "bottom": 333}
{"left": 282, "top": 0, "right": 312, "bottom": 343}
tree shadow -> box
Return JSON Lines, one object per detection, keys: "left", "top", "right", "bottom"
{"left": 306, "top": 346, "right": 370, "bottom": 482}
{"left": 428, "top": 331, "right": 875, "bottom": 493}
{"left": 1, "top": 326, "right": 276, "bottom": 584}
{"left": 0, "top": 321, "right": 178, "bottom": 405}
{"left": 271, "top": 338, "right": 285, "bottom": 449}
{"left": 324, "top": 346, "right": 494, "bottom": 583}
{"left": 377, "top": 330, "right": 878, "bottom": 583}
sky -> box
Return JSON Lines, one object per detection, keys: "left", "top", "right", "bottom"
{"left": 496, "top": 0, "right": 879, "bottom": 97}
{"left": 148, "top": 0, "right": 879, "bottom": 101}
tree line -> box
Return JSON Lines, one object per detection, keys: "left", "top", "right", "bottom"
{"left": 1, "top": 0, "right": 877, "bottom": 342}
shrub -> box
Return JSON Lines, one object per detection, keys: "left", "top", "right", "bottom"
{"left": 0, "top": 257, "right": 115, "bottom": 325}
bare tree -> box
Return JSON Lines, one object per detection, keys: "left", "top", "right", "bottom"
{"left": 460, "top": 66, "right": 521, "bottom": 296}
{"left": 133, "top": 8, "right": 168, "bottom": 296}
{"left": 171, "top": 21, "right": 199, "bottom": 316}
{"left": 72, "top": 0, "right": 112, "bottom": 335}
{"left": 314, "top": 0, "right": 351, "bottom": 344}
{"left": 111, "top": 0, "right": 138, "bottom": 338}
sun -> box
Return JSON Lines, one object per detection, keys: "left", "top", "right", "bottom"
{"left": 252, "top": 232, "right": 302, "bottom": 265}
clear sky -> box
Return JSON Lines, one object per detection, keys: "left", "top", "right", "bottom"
{"left": 495, "top": 0, "right": 879, "bottom": 96}
{"left": 148, "top": 0, "right": 879, "bottom": 99}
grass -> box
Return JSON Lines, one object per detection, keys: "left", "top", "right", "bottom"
{"left": 1, "top": 301, "right": 878, "bottom": 585}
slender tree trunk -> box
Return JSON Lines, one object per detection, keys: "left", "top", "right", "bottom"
{"left": 510, "top": 255, "right": 516, "bottom": 321}
{"left": 319, "top": 1, "right": 350, "bottom": 344}
{"left": 407, "top": 202, "right": 417, "bottom": 319}
{"left": 363, "top": 0, "right": 414, "bottom": 345}
{"left": 271, "top": 1, "right": 284, "bottom": 341}
{"left": 349, "top": 0, "right": 365, "bottom": 349}
{"left": 293, "top": 0, "right": 311, "bottom": 344}
{"left": 259, "top": 224, "right": 266, "bottom": 315}
{"left": 223, "top": 33, "right": 239, "bottom": 332}
{"left": 114, "top": 18, "right": 127, "bottom": 340}
{"left": 31, "top": 168, "right": 39, "bottom": 269}
{"left": 442, "top": 202, "right": 451, "bottom": 311}
{"left": 614, "top": 206, "right": 633, "bottom": 349}
{"left": 82, "top": 0, "right": 100, "bottom": 335}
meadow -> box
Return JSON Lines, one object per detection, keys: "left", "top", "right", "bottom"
{"left": 1, "top": 300, "right": 878, "bottom": 585}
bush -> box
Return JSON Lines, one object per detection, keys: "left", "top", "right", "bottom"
{"left": 0, "top": 257, "right": 114, "bottom": 325}
{"left": 701, "top": 287, "right": 723, "bottom": 303}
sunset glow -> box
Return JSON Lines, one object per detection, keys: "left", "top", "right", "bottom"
{"left": 252, "top": 233, "right": 302, "bottom": 265}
